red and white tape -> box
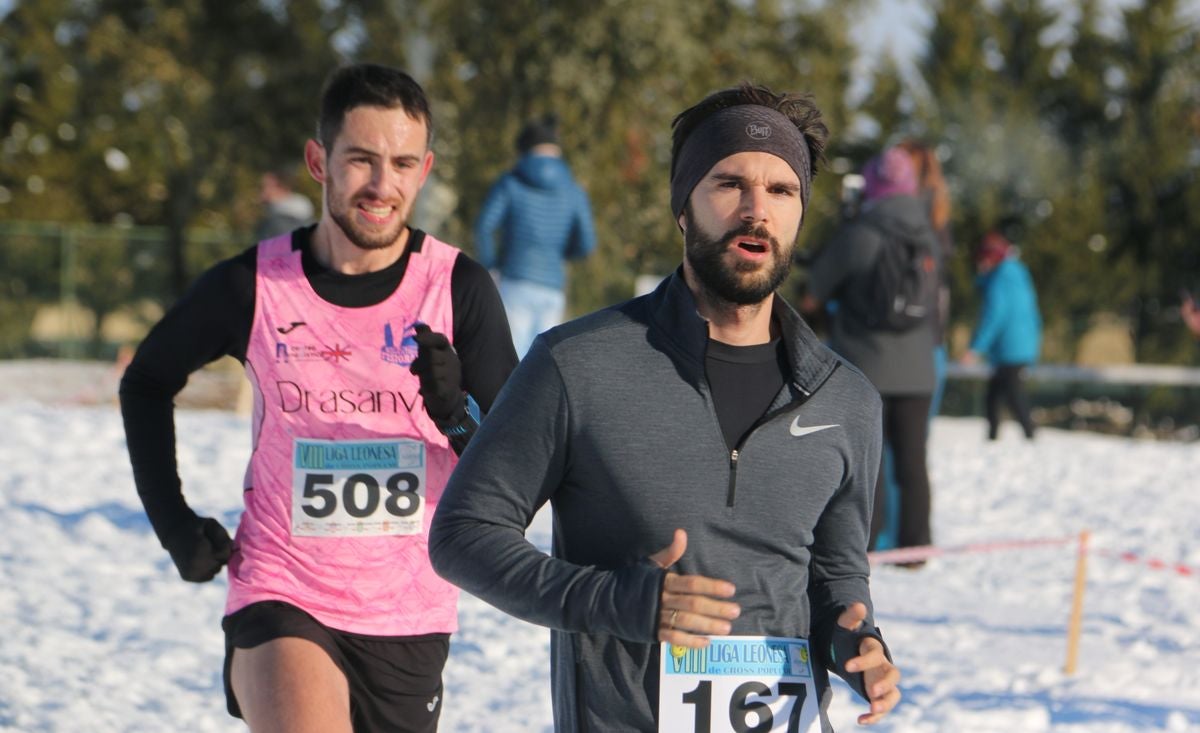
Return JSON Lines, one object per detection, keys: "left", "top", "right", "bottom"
{"left": 868, "top": 536, "right": 1075, "bottom": 566}
{"left": 869, "top": 534, "right": 1199, "bottom": 578}
{"left": 1092, "top": 549, "right": 1197, "bottom": 577}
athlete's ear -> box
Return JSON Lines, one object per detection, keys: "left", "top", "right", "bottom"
{"left": 677, "top": 212, "right": 687, "bottom": 234}
{"left": 304, "top": 138, "right": 327, "bottom": 184}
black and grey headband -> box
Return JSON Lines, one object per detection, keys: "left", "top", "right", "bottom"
{"left": 669, "top": 105, "right": 812, "bottom": 221}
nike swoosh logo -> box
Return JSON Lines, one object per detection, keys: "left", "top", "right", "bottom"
{"left": 789, "top": 420, "right": 839, "bottom": 437}
{"left": 276, "top": 321, "right": 306, "bottom": 334}
{"left": 426, "top": 695, "right": 440, "bottom": 712}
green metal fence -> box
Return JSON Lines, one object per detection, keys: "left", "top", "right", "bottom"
{"left": 3, "top": 220, "right": 1198, "bottom": 437}
{"left": 0, "top": 220, "right": 248, "bottom": 359}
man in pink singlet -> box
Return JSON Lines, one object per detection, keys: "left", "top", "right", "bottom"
{"left": 119, "top": 63, "right": 518, "bottom": 733}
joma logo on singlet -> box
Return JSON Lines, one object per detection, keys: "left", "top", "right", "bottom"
{"left": 276, "top": 380, "right": 421, "bottom": 414}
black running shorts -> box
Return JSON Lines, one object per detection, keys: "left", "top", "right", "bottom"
{"left": 222, "top": 601, "right": 450, "bottom": 733}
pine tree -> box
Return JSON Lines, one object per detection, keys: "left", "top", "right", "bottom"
{"left": 881, "top": 0, "right": 1200, "bottom": 363}
{"left": 370, "top": 0, "right": 861, "bottom": 314}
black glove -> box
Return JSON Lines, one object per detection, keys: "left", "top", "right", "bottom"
{"left": 163, "top": 515, "right": 234, "bottom": 582}
{"left": 829, "top": 622, "right": 892, "bottom": 702}
{"left": 409, "top": 323, "right": 466, "bottom": 424}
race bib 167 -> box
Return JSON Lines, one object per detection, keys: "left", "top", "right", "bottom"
{"left": 659, "top": 636, "right": 818, "bottom": 733}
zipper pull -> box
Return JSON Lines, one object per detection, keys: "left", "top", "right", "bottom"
{"left": 726, "top": 449, "right": 739, "bottom": 507}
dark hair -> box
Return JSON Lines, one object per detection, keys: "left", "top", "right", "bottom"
{"left": 317, "top": 63, "right": 433, "bottom": 150}
{"left": 670, "top": 82, "right": 828, "bottom": 182}
{"left": 516, "top": 113, "right": 560, "bottom": 153}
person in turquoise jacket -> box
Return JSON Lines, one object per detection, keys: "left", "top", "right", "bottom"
{"left": 474, "top": 114, "right": 597, "bottom": 357}
{"left": 962, "top": 231, "right": 1042, "bottom": 440}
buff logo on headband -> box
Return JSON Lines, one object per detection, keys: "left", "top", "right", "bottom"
{"left": 670, "top": 105, "right": 813, "bottom": 221}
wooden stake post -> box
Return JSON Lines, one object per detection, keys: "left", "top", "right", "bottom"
{"left": 1064, "top": 530, "right": 1090, "bottom": 675}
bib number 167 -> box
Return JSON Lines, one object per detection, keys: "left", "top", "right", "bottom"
{"left": 679, "top": 680, "right": 809, "bottom": 733}
{"left": 659, "top": 637, "right": 818, "bottom": 733}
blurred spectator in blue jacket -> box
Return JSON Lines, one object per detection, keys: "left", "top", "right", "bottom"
{"left": 962, "top": 231, "right": 1042, "bottom": 440}
{"left": 474, "top": 114, "right": 596, "bottom": 356}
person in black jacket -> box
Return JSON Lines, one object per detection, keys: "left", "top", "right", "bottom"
{"left": 802, "top": 147, "right": 940, "bottom": 554}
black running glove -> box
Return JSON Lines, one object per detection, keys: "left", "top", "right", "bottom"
{"left": 163, "top": 515, "right": 234, "bottom": 583}
{"left": 829, "top": 622, "right": 892, "bottom": 702}
{"left": 409, "top": 324, "right": 467, "bottom": 424}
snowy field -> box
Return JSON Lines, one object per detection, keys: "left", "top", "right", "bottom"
{"left": 1, "top": 384, "right": 1198, "bottom": 731}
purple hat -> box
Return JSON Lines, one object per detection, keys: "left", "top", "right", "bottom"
{"left": 862, "top": 147, "right": 918, "bottom": 202}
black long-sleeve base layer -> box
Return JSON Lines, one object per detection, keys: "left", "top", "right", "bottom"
{"left": 119, "top": 225, "right": 517, "bottom": 546}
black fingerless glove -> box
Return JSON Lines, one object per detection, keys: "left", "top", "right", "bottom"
{"left": 409, "top": 324, "right": 467, "bottom": 424}
{"left": 829, "top": 622, "right": 892, "bottom": 702}
{"left": 163, "top": 514, "right": 234, "bottom": 583}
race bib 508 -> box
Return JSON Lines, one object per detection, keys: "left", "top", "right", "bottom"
{"left": 290, "top": 438, "right": 426, "bottom": 537}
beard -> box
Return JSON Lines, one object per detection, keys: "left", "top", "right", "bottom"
{"left": 325, "top": 185, "right": 410, "bottom": 251}
{"left": 684, "top": 209, "right": 793, "bottom": 306}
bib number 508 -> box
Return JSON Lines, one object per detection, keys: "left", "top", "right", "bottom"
{"left": 300, "top": 472, "right": 420, "bottom": 519}
{"left": 681, "top": 680, "right": 809, "bottom": 733}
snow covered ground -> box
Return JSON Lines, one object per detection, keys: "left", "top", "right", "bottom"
{"left": 1, "top": 379, "right": 1198, "bottom": 732}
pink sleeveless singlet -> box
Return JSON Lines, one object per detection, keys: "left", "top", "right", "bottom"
{"left": 226, "top": 232, "right": 460, "bottom": 636}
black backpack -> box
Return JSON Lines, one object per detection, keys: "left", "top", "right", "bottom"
{"left": 855, "top": 225, "right": 938, "bottom": 331}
